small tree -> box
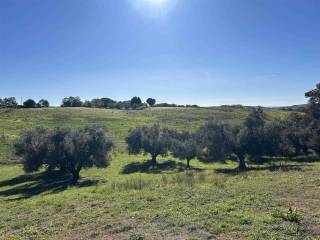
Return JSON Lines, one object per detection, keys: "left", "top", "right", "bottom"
{"left": 38, "top": 99, "right": 50, "bottom": 108}
{"left": 146, "top": 98, "right": 156, "bottom": 106}
{"left": 171, "top": 131, "right": 198, "bottom": 168}
{"left": 126, "top": 124, "right": 172, "bottom": 165}
{"left": 23, "top": 99, "right": 37, "bottom": 108}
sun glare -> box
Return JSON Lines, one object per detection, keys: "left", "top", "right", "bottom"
{"left": 144, "top": 0, "right": 167, "bottom": 5}
{"left": 131, "top": 0, "right": 177, "bottom": 18}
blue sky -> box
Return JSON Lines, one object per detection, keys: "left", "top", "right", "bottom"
{"left": 1, "top": 0, "right": 319, "bottom": 106}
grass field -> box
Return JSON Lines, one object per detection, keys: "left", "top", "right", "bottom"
{"left": 1, "top": 107, "right": 319, "bottom": 239}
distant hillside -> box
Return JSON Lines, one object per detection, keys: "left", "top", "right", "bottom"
{"left": 208, "top": 104, "right": 307, "bottom": 112}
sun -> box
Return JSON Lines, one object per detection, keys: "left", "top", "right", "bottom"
{"left": 131, "top": 0, "right": 177, "bottom": 17}
{"left": 144, "top": 0, "right": 167, "bottom": 6}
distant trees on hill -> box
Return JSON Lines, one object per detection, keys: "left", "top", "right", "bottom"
{"left": 0, "top": 97, "right": 18, "bottom": 108}
{"left": 61, "top": 96, "right": 148, "bottom": 110}
{"left": 61, "top": 96, "right": 82, "bottom": 107}
{"left": 59, "top": 96, "right": 201, "bottom": 109}
{"left": 23, "top": 99, "right": 50, "bottom": 108}
{"left": 0, "top": 97, "right": 50, "bottom": 108}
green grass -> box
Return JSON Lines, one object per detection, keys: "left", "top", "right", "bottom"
{"left": 1, "top": 107, "right": 318, "bottom": 239}
{"left": 0, "top": 156, "right": 319, "bottom": 239}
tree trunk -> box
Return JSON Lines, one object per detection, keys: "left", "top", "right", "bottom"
{"left": 72, "top": 170, "right": 80, "bottom": 182}
{"left": 238, "top": 155, "right": 247, "bottom": 171}
{"left": 151, "top": 154, "right": 157, "bottom": 166}
{"left": 187, "top": 159, "right": 191, "bottom": 169}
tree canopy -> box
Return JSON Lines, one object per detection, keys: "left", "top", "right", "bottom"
{"left": 126, "top": 124, "right": 172, "bottom": 165}
{"left": 15, "top": 125, "right": 113, "bottom": 181}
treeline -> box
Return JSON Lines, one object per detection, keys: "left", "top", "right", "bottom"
{"left": 61, "top": 96, "right": 199, "bottom": 109}
{"left": 61, "top": 96, "right": 148, "bottom": 110}
{"left": 0, "top": 97, "right": 50, "bottom": 108}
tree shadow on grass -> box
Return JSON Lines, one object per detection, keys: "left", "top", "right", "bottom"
{"left": 214, "top": 163, "right": 306, "bottom": 175}
{"left": 121, "top": 160, "right": 202, "bottom": 174}
{"left": 0, "top": 171, "right": 98, "bottom": 201}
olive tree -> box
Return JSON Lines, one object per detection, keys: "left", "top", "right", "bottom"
{"left": 15, "top": 125, "right": 113, "bottom": 182}
{"left": 126, "top": 124, "right": 172, "bottom": 165}
{"left": 195, "top": 120, "right": 234, "bottom": 162}
{"left": 171, "top": 131, "right": 198, "bottom": 168}
{"left": 63, "top": 126, "right": 113, "bottom": 181}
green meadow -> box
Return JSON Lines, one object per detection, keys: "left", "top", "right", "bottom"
{"left": 0, "top": 107, "right": 319, "bottom": 239}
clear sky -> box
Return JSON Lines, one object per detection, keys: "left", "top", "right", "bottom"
{"left": 1, "top": 0, "right": 319, "bottom": 106}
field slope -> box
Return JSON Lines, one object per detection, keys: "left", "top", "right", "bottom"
{"left": 1, "top": 107, "right": 319, "bottom": 239}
